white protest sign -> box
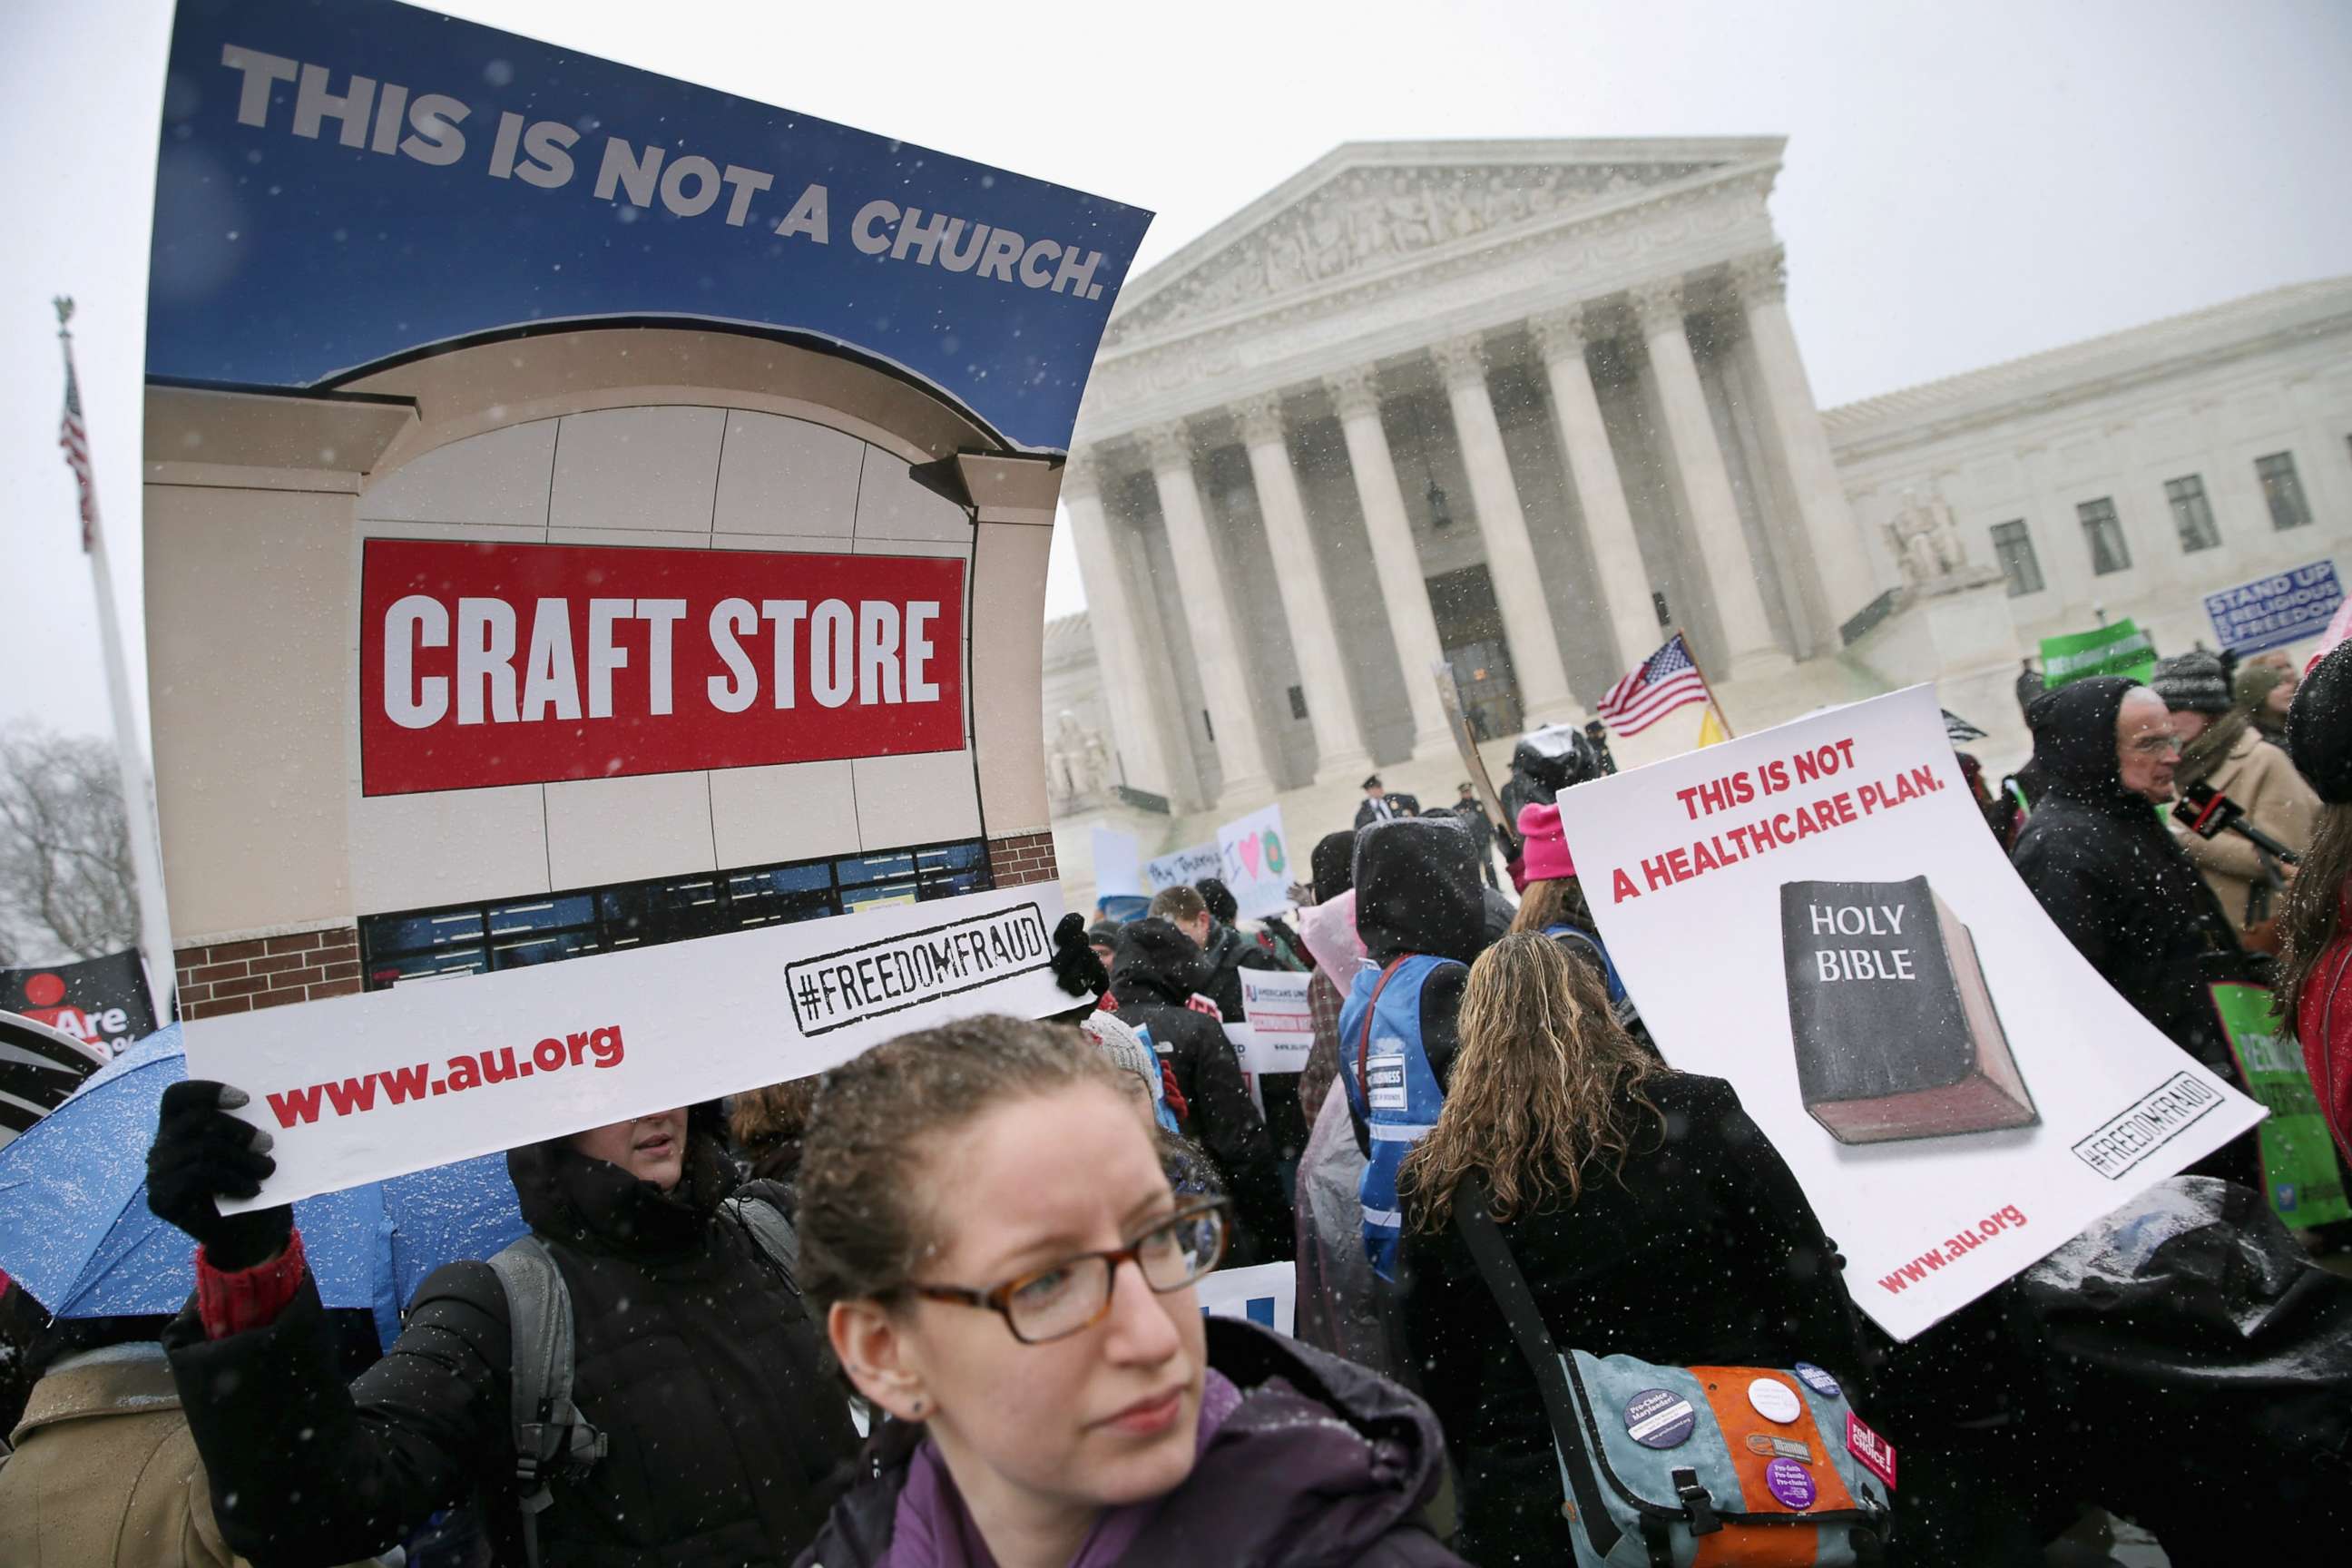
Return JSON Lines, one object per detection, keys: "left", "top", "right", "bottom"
{"left": 1195, "top": 1260, "right": 1296, "bottom": 1337}
{"left": 1146, "top": 841, "right": 1221, "bottom": 892}
{"left": 205, "top": 885, "right": 1069, "bottom": 1209}
{"left": 1091, "top": 826, "right": 1143, "bottom": 899}
{"left": 1216, "top": 803, "right": 1294, "bottom": 921}
{"left": 1234, "top": 969, "right": 1315, "bottom": 1075}
{"left": 1549, "top": 684, "right": 2263, "bottom": 1340}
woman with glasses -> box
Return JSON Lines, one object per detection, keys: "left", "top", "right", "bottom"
{"left": 793, "top": 1014, "right": 1467, "bottom": 1568}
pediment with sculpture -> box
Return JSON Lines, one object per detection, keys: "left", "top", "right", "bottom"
{"left": 1102, "top": 157, "right": 1735, "bottom": 346}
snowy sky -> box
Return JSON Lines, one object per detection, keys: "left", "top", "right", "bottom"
{"left": 4, "top": 0, "right": 2348, "bottom": 746}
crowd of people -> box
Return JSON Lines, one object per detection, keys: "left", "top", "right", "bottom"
{"left": 3, "top": 640, "right": 2348, "bottom": 1567}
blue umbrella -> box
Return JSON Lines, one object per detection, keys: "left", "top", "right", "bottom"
{"left": 0, "top": 1024, "right": 527, "bottom": 1349}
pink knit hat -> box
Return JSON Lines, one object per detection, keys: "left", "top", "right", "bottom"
{"left": 1515, "top": 800, "right": 1575, "bottom": 882}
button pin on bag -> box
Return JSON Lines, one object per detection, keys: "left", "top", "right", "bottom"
{"left": 1622, "top": 1388, "right": 1696, "bottom": 1449}
{"left": 1747, "top": 1376, "right": 1802, "bottom": 1424}
{"left": 1793, "top": 1361, "right": 1841, "bottom": 1399}
{"left": 1764, "top": 1456, "right": 1817, "bottom": 1510}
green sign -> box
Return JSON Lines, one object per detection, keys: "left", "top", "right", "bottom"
{"left": 2210, "top": 981, "right": 2351, "bottom": 1228}
{"left": 2040, "top": 619, "right": 2157, "bottom": 689}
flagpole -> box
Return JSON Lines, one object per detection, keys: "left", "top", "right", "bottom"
{"left": 57, "top": 298, "right": 178, "bottom": 1022}
{"left": 1678, "top": 626, "right": 1737, "bottom": 740}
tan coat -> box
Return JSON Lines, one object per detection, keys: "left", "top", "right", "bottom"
{"left": 2172, "top": 728, "right": 2323, "bottom": 934}
{"left": 0, "top": 1347, "right": 394, "bottom": 1568}
{"left": 0, "top": 1345, "right": 238, "bottom": 1567}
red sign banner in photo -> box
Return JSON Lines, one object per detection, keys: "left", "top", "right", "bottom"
{"left": 359, "top": 539, "right": 966, "bottom": 796}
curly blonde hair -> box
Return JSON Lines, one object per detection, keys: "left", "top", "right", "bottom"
{"left": 1399, "top": 931, "right": 1661, "bottom": 1231}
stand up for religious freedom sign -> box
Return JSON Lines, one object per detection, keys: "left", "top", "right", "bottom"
{"left": 1549, "top": 685, "right": 2263, "bottom": 1339}
{"left": 2203, "top": 561, "right": 2345, "bottom": 656}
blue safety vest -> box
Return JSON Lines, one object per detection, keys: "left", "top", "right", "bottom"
{"left": 1339, "top": 955, "right": 1461, "bottom": 1281}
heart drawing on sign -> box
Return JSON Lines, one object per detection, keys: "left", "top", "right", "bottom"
{"left": 1237, "top": 835, "right": 1261, "bottom": 879}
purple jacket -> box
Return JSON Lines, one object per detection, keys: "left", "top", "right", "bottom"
{"left": 795, "top": 1318, "right": 1465, "bottom": 1568}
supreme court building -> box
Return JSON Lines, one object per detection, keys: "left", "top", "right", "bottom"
{"left": 1044, "top": 137, "right": 2352, "bottom": 891}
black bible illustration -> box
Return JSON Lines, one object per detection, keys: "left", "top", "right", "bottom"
{"left": 1780, "top": 876, "right": 2036, "bottom": 1143}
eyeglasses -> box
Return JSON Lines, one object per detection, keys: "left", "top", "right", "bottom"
{"left": 901, "top": 1198, "right": 1231, "bottom": 1345}
{"left": 2127, "top": 734, "right": 2185, "bottom": 756}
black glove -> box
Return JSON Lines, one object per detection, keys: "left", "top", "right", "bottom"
{"left": 147, "top": 1079, "right": 293, "bottom": 1271}
{"left": 1049, "top": 912, "right": 1109, "bottom": 1002}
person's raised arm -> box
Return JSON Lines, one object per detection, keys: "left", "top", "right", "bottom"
{"left": 152, "top": 1080, "right": 512, "bottom": 1565}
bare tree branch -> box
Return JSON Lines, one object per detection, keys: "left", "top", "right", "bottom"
{"left": 0, "top": 726, "right": 140, "bottom": 962}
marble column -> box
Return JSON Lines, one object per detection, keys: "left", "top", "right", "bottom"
{"left": 1532, "top": 306, "right": 1659, "bottom": 674}
{"left": 1325, "top": 367, "right": 1453, "bottom": 757}
{"left": 1236, "top": 394, "right": 1374, "bottom": 783}
{"left": 1433, "top": 334, "right": 1580, "bottom": 724}
{"left": 1143, "top": 421, "right": 1276, "bottom": 802}
{"left": 1630, "top": 277, "right": 1783, "bottom": 675}
{"left": 1060, "top": 453, "right": 1180, "bottom": 800}
{"left": 1730, "top": 247, "right": 1882, "bottom": 639}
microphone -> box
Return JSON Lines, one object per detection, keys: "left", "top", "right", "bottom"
{"left": 2172, "top": 782, "right": 2301, "bottom": 866}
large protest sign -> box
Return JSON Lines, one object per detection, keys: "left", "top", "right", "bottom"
{"left": 2203, "top": 560, "right": 2344, "bottom": 656}
{"left": 1551, "top": 686, "right": 2263, "bottom": 1339}
{"left": 216, "top": 886, "right": 1067, "bottom": 1209}
{"left": 142, "top": 0, "right": 1147, "bottom": 1202}
{"left": 3, "top": 951, "right": 159, "bottom": 1060}
{"left": 1216, "top": 804, "right": 1294, "bottom": 920}
{"left": 2040, "top": 620, "right": 2156, "bottom": 689}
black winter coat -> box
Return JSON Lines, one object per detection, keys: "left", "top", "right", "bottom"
{"left": 795, "top": 1317, "right": 1467, "bottom": 1568}
{"left": 1111, "top": 919, "right": 1290, "bottom": 1259}
{"left": 2010, "top": 677, "right": 2251, "bottom": 1067}
{"left": 165, "top": 1131, "right": 858, "bottom": 1568}
{"left": 1398, "top": 1072, "right": 1862, "bottom": 1564}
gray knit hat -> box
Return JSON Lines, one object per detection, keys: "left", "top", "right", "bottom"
{"left": 2148, "top": 651, "right": 2231, "bottom": 716}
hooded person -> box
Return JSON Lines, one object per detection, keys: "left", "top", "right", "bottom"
{"left": 143, "top": 1089, "right": 861, "bottom": 1567}
{"left": 1108, "top": 918, "right": 1289, "bottom": 1262}
{"left": 1338, "top": 817, "right": 1486, "bottom": 1279}
{"left": 2011, "top": 676, "right": 2252, "bottom": 1074}
{"left": 2153, "top": 649, "right": 2321, "bottom": 944}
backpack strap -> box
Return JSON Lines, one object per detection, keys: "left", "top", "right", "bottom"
{"left": 488, "top": 1236, "right": 607, "bottom": 1568}
{"left": 721, "top": 1191, "right": 801, "bottom": 1289}
{"left": 1452, "top": 1172, "right": 1656, "bottom": 1565}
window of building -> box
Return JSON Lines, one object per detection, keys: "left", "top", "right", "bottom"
{"left": 2077, "top": 497, "right": 2132, "bottom": 575}
{"left": 1989, "top": 520, "right": 2044, "bottom": 597}
{"left": 358, "top": 838, "right": 993, "bottom": 990}
{"left": 2256, "top": 451, "right": 2312, "bottom": 530}
{"left": 2162, "top": 475, "right": 2220, "bottom": 553}
{"left": 1286, "top": 684, "right": 1308, "bottom": 720}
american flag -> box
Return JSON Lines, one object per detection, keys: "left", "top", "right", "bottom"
{"left": 59, "top": 350, "right": 97, "bottom": 553}
{"left": 1597, "top": 632, "right": 1709, "bottom": 736}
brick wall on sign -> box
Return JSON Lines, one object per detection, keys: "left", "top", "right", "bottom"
{"left": 985, "top": 831, "right": 1059, "bottom": 888}
{"left": 175, "top": 927, "right": 364, "bottom": 1020}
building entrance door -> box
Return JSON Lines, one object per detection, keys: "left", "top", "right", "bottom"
{"left": 1426, "top": 564, "right": 1522, "bottom": 740}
